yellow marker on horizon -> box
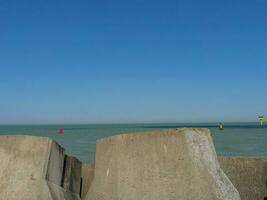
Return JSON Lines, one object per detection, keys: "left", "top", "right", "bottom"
{"left": 258, "top": 116, "right": 264, "bottom": 126}
{"left": 219, "top": 123, "right": 224, "bottom": 130}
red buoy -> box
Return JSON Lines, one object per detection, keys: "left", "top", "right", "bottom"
{"left": 58, "top": 128, "right": 64, "bottom": 134}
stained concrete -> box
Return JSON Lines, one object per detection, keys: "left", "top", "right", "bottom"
{"left": 46, "top": 141, "right": 65, "bottom": 186}
{"left": 85, "top": 128, "right": 240, "bottom": 200}
{"left": 62, "top": 156, "right": 82, "bottom": 195}
{"left": 0, "top": 135, "right": 81, "bottom": 200}
{"left": 81, "top": 164, "right": 95, "bottom": 200}
{"left": 219, "top": 156, "right": 267, "bottom": 200}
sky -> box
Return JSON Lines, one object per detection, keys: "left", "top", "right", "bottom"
{"left": 0, "top": 0, "right": 267, "bottom": 124}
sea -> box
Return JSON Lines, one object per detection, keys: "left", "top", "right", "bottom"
{"left": 0, "top": 123, "right": 266, "bottom": 163}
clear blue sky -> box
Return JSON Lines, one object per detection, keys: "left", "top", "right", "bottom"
{"left": 0, "top": 0, "right": 266, "bottom": 124}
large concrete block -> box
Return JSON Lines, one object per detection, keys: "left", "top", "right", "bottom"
{"left": 219, "top": 156, "right": 267, "bottom": 200}
{"left": 81, "top": 164, "right": 95, "bottom": 200}
{"left": 0, "top": 135, "right": 81, "bottom": 200}
{"left": 86, "top": 128, "right": 240, "bottom": 200}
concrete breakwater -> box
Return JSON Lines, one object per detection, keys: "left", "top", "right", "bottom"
{"left": 0, "top": 129, "right": 266, "bottom": 200}
{"left": 219, "top": 156, "right": 267, "bottom": 200}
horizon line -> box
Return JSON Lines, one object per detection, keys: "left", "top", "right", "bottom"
{"left": 0, "top": 121, "right": 262, "bottom": 126}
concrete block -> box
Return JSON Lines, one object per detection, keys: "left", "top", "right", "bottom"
{"left": 85, "top": 128, "right": 240, "bottom": 200}
{"left": 219, "top": 156, "right": 267, "bottom": 200}
{"left": 0, "top": 135, "right": 81, "bottom": 200}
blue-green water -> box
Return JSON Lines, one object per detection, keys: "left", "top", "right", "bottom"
{"left": 0, "top": 123, "right": 266, "bottom": 163}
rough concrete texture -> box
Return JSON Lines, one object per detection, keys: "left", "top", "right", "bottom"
{"left": 63, "top": 156, "right": 82, "bottom": 195}
{"left": 0, "top": 135, "right": 81, "bottom": 200}
{"left": 219, "top": 156, "right": 267, "bottom": 200}
{"left": 46, "top": 141, "right": 65, "bottom": 185}
{"left": 86, "top": 128, "right": 240, "bottom": 200}
{"left": 81, "top": 164, "right": 95, "bottom": 200}
{"left": 0, "top": 179, "right": 80, "bottom": 200}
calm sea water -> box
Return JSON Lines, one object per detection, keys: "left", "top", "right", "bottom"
{"left": 0, "top": 123, "right": 266, "bottom": 163}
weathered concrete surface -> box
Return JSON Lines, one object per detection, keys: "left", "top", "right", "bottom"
{"left": 81, "top": 164, "right": 95, "bottom": 200}
{"left": 0, "top": 179, "right": 80, "bottom": 200}
{"left": 46, "top": 141, "right": 65, "bottom": 185}
{"left": 63, "top": 156, "right": 82, "bottom": 195}
{"left": 86, "top": 128, "right": 240, "bottom": 200}
{"left": 219, "top": 156, "right": 267, "bottom": 200}
{"left": 0, "top": 135, "right": 81, "bottom": 200}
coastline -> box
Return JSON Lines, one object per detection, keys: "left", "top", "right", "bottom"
{"left": 1, "top": 128, "right": 266, "bottom": 199}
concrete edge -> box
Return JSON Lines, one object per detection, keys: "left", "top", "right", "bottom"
{"left": 96, "top": 128, "right": 211, "bottom": 144}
